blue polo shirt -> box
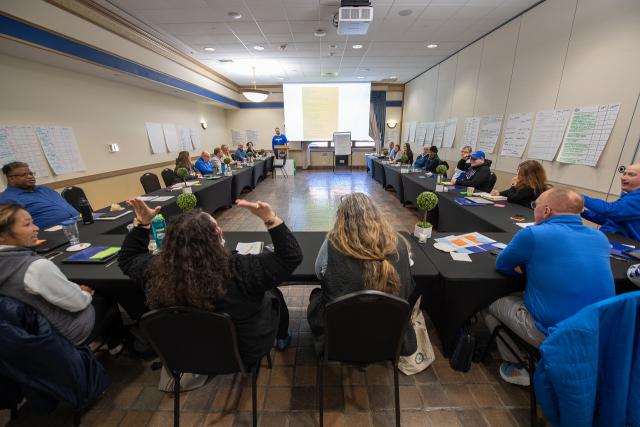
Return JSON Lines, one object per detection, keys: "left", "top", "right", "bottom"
{"left": 234, "top": 148, "right": 247, "bottom": 161}
{"left": 496, "top": 214, "right": 614, "bottom": 334}
{"left": 0, "top": 185, "right": 79, "bottom": 229}
{"left": 272, "top": 134, "right": 288, "bottom": 151}
{"left": 582, "top": 189, "right": 640, "bottom": 241}
{"left": 194, "top": 157, "right": 213, "bottom": 175}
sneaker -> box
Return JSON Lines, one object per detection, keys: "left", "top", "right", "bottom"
{"left": 108, "top": 343, "right": 124, "bottom": 357}
{"left": 276, "top": 333, "right": 292, "bottom": 351}
{"left": 499, "top": 362, "right": 530, "bottom": 386}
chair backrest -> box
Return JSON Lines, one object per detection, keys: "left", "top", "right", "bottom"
{"left": 61, "top": 186, "right": 92, "bottom": 211}
{"left": 161, "top": 168, "right": 179, "bottom": 187}
{"left": 140, "top": 306, "right": 246, "bottom": 376}
{"left": 274, "top": 157, "right": 287, "bottom": 168}
{"left": 140, "top": 172, "right": 162, "bottom": 193}
{"left": 324, "top": 290, "right": 410, "bottom": 364}
{"left": 488, "top": 173, "right": 497, "bottom": 192}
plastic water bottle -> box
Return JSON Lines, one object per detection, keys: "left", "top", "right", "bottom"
{"left": 78, "top": 197, "right": 93, "bottom": 224}
{"left": 151, "top": 214, "right": 166, "bottom": 250}
{"left": 221, "top": 163, "right": 226, "bottom": 174}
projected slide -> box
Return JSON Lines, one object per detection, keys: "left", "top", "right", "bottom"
{"left": 284, "top": 83, "right": 371, "bottom": 141}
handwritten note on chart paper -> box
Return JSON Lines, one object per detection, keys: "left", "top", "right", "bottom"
{"left": 442, "top": 118, "right": 458, "bottom": 148}
{"left": 415, "top": 123, "right": 428, "bottom": 146}
{"left": 162, "top": 124, "right": 180, "bottom": 152}
{"left": 463, "top": 117, "right": 481, "bottom": 150}
{"left": 477, "top": 114, "right": 503, "bottom": 154}
{"left": 246, "top": 130, "right": 259, "bottom": 145}
{"left": 190, "top": 128, "right": 202, "bottom": 151}
{"left": 0, "top": 126, "right": 50, "bottom": 178}
{"left": 35, "top": 127, "right": 85, "bottom": 175}
{"left": 433, "top": 121, "right": 446, "bottom": 147}
{"left": 145, "top": 123, "right": 166, "bottom": 154}
{"left": 527, "top": 109, "right": 572, "bottom": 161}
{"left": 177, "top": 126, "right": 192, "bottom": 151}
{"left": 408, "top": 122, "right": 417, "bottom": 143}
{"left": 500, "top": 112, "right": 533, "bottom": 158}
{"left": 557, "top": 104, "right": 620, "bottom": 166}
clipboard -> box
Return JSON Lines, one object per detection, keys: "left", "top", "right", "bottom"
{"left": 62, "top": 246, "right": 121, "bottom": 264}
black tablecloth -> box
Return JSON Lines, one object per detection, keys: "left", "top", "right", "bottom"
{"left": 382, "top": 163, "right": 404, "bottom": 201}
{"left": 263, "top": 156, "right": 274, "bottom": 179}
{"left": 251, "top": 160, "right": 266, "bottom": 187}
{"left": 230, "top": 166, "right": 254, "bottom": 201}
{"left": 401, "top": 173, "right": 437, "bottom": 206}
{"left": 371, "top": 158, "right": 386, "bottom": 186}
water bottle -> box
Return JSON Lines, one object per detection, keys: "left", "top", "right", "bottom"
{"left": 78, "top": 197, "right": 94, "bottom": 224}
{"left": 221, "top": 163, "right": 226, "bottom": 174}
{"left": 151, "top": 214, "right": 166, "bottom": 250}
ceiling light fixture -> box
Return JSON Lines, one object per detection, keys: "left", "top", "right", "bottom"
{"left": 204, "top": 47, "right": 215, "bottom": 52}
{"left": 357, "top": 76, "right": 365, "bottom": 79}
{"left": 352, "top": 44, "right": 363, "bottom": 49}
{"left": 314, "top": 29, "right": 326, "bottom": 37}
{"left": 390, "top": 75, "right": 397, "bottom": 79}
{"left": 242, "top": 66, "right": 270, "bottom": 103}
{"left": 386, "top": 120, "right": 398, "bottom": 129}
{"left": 427, "top": 43, "right": 438, "bottom": 48}
{"left": 228, "top": 12, "right": 242, "bottom": 19}
{"left": 253, "top": 45, "right": 265, "bottom": 51}
{"left": 398, "top": 9, "right": 413, "bottom": 16}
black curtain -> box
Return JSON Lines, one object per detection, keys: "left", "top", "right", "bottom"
{"left": 370, "top": 91, "right": 386, "bottom": 146}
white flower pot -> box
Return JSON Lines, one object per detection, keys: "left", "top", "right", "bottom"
{"left": 182, "top": 186, "right": 192, "bottom": 194}
{"left": 414, "top": 224, "right": 433, "bottom": 240}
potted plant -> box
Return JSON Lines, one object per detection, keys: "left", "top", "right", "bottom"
{"left": 175, "top": 167, "right": 190, "bottom": 192}
{"left": 247, "top": 151, "right": 254, "bottom": 163}
{"left": 381, "top": 148, "right": 389, "bottom": 158}
{"left": 223, "top": 157, "right": 232, "bottom": 176}
{"left": 176, "top": 192, "right": 197, "bottom": 211}
{"left": 435, "top": 164, "right": 448, "bottom": 183}
{"left": 258, "top": 149, "right": 265, "bottom": 158}
{"left": 415, "top": 191, "right": 439, "bottom": 240}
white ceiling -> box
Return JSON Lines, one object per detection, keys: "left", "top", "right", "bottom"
{"left": 104, "top": 0, "right": 541, "bottom": 86}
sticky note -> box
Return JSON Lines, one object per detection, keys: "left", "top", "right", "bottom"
{"left": 451, "top": 252, "right": 472, "bottom": 262}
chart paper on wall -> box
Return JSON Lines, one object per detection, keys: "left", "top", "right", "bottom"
{"left": 433, "top": 121, "right": 446, "bottom": 147}
{"left": 500, "top": 112, "right": 533, "bottom": 158}
{"left": 145, "top": 123, "right": 166, "bottom": 154}
{"left": 176, "top": 126, "right": 192, "bottom": 151}
{"left": 35, "top": 126, "right": 85, "bottom": 175}
{"left": 231, "top": 129, "right": 247, "bottom": 146}
{"left": 425, "top": 122, "right": 436, "bottom": 147}
{"left": 557, "top": 104, "right": 620, "bottom": 166}
{"left": 408, "top": 122, "right": 417, "bottom": 143}
{"left": 190, "top": 128, "right": 202, "bottom": 151}
{"left": 442, "top": 118, "right": 458, "bottom": 148}
{"left": 527, "top": 109, "right": 571, "bottom": 161}
{"left": 0, "top": 126, "right": 50, "bottom": 178}
{"left": 385, "top": 127, "right": 399, "bottom": 145}
{"left": 401, "top": 122, "right": 410, "bottom": 143}
{"left": 415, "top": 123, "right": 428, "bottom": 146}
{"left": 245, "top": 130, "right": 259, "bottom": 145}
{"left": 162, "top": 124, "right": 180, "bottom": 152}
{"left": 462, "top": 117, "right": 481, "bottom": 150}
{"left": 477, "top": 114, "right": 503, "bottom": 153}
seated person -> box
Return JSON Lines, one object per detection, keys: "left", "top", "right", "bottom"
{"left": 0, "top": 162, "right": 79, "bottom": 229}
{"left": 118, "top": 198, "right": 303, "bottom": 364}
{"left": 245, "top": 142, "right": 256, "bottom": 156}
{"left": 413, "top": 146, "right": 430, "bottom": 169}
{"left": 399, "top": 143, "right": 414, "bottom": 164}
{"left": 453, "top": 146, "right": 473, "bottom": 180}
{"left": 451, "top": 151, "right": 493, "bottom": 192}
{"left": 221, "top": 144, "right": 234, "bottom": 162}
{"left": 234, "top": 144, "right": 248, "bottom": 162}
{"left": 491, "top": 160, "right": 550, "bottom": 207}
{"left": 212, "top": 147, "right": 224, "bottom": 174}
{"left": 387, "top": 142, "right": 398, "bottom": 161}
{"left": 0, "top": 204, "right": 123, "bottom": 350}
{"left": 193, "top": 151, "right": 213, "bottom": 175}
{"left": 174, "top": 151, "right": 200, "bottom": 179}
{"left": 423, "top": 146, "right": 441, "bottom": 173}
{"left": 308, "top": 193, "right": 417, "bottom": 355}
{"left": 484, "top": 188, "right": 614, "bottom": 385}
{"left": 581, "top": 164, "right": 640, "bottom": 241}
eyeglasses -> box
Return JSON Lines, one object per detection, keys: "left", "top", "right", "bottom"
{"left": 530, "top": 201, "right": 547, "bottom": 209}
{"left": 8, "top": 171, "right": 35, "bottom": 178}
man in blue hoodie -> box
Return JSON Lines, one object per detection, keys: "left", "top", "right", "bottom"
{"left": 581, "top": 164, "right": 640, "bottom": 241}
{"left": 485, "top": 188, "right": 614, "bottom": 386}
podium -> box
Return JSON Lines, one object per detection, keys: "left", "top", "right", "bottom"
{"left": 273, "top": 145, "right": 289, "bottom": 178}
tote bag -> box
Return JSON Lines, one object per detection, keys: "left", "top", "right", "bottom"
{"left": 399, "top": 297, "right": 435, "bottom": 375}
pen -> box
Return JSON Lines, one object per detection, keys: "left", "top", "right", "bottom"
{"left": 610, "top": 254, "right": 630, "bottom": 262}
{"left": 46, "top": 251, "right": 63, "bottom": 260}
{"left": 105, "top": 259, "right": 118, "bottom": 269}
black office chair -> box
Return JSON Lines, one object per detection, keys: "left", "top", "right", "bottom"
{"left": 488, "top": 173, "right": 498, "bottom": 192}
{"left": 61, "top": 186, "right": 93, "bottom": 212}
{"left": 318, "top": 291, "right": 410, "bottom": 426}
{"left": 140, "top": 172, "right": 162, "bottom": 193}
{"left": 161, "top": 168, "right": 179, "bottom": 187}
{"left": 272, "top": 156, "right": 288, "bottom": 179}
{"left": 140, "top": 307, "right": 272, "bottom": 427}
{"left": 480, "top": 322, "right": 541, "bottom": 426}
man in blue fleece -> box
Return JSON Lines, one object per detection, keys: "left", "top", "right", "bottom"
{"left": 581, "top": 164, "right": 640, "bottom": 241}
{"left": 484, "top": 188, "right": 614, "bottom": 386}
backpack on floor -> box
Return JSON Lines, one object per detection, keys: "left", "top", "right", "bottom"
{"left": 399, "top": 297, "right": 435, "bottom": 375}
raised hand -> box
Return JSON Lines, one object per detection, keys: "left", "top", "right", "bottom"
{"left": 127, "top": 198, "right": 161, "bottom": 224}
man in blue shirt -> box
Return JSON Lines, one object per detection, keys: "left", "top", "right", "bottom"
{"left": 194, "top": 151, "right": 213, "bottom": 175}
{"left": 271, "top": 128, "right": 288, "bottom": 159}
{"left": 581, "top": 163, "right": 640, "bottom": 241}
{"left": 485, "top": 188, "right": 614, "bottom": 385}
{"left": 234, "top": 144, "right": 247, "bottom": 162}
{"left": 0, "top": 161, "right": 79, "bottom": 229}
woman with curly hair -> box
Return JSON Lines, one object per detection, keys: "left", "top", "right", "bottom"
{"left": 307, "top": 193, "right": 417, "bottom": 354}
{"left": 117, "top": 198, "right": 302, "bottom": 364}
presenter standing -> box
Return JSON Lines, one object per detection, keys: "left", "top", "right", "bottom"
{"left": 272, "top": 127, "right": 288, "bottom": 159}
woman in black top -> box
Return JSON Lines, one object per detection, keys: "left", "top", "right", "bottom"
{"left": 174, "top": 151, "right": 200, "bottom": 179}
{"left": 246, "top": 141, "right": 256, "bottom": 156}
{"left": 401, "top": 143, "right": 414, "bottom": 165}
{"left": 118, "top": 198, "right": 303, "bottom": 364}
{"left": 491, "top": 159, "right": 550, "bottom": 207}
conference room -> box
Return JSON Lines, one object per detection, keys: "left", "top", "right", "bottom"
{"left": 1, "top": 0, "right": 639, "bottom": 426}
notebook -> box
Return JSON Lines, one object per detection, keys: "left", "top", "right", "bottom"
{"left": 62, "top": 246, "right": 121, "bottom": 264}
{"left": 94, "top": 210, "right": 132, "bottom": 221}
{"left": 476, "top": 192, "right": 508, "bottom": 202}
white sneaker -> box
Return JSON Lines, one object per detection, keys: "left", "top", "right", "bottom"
{"left": 499, "top": 362, "right": 530, "bottom": 386}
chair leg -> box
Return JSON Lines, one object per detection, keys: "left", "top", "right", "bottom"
{"left": 480, "top": 324, "right": 503, "bottom": 363}
{"left": 317, "top": 357, "right": 324, "bottom": 427}
{"left": 529, "top": 360, "right": 537, "bottom": 426}
{"left": 393, "top": 363, "right": 401, "bottom": 427}
{"left": 174, "top": 372, "right": 181, "bottom": 427}
{"left": 266, "top": 351, "right": 273, "bottom": 369}
{"left": 252, "top": 365, "right": 258, "bottom": 427}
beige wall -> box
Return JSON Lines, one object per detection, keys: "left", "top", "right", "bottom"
{"left": 403, "top": 0, "right": 640, "bottom": 200}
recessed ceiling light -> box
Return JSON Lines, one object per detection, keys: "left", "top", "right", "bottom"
{"left": 314, "top": 29, "right": 326, "bottom": 37}
{"left": 398, "top": 9, "right": 413, "bottom": 16}
{"left": 329, "top": 44, "right": 338, "bottom": 49}
{"left": 253, "top": 45, "right": 265, "bottom": 51}
{"left": 357, "top": 76, "right": 365, "bottom": 79}
{"left": 427, "top": 43, "right": 438, "bottom": 48}
{"left": 352, "top": 44, "right": 363, "bottom": 49}
{"left": 204, "top": 47, "right": 215, "bottom": 52}
{"left": 228, "top": 12, "right": 242, "bottom": 19}
{"left": 390, "top": 75, "right": 397, "bottom": 79}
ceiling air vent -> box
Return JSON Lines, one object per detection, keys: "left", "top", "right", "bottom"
{"left": 218, "top": 59, "right": 234, "bottom": 63}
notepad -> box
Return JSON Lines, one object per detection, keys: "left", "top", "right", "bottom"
{"left": 94, "top": 210, "right": 132, "bottom": 220}
{"left": 151, "top": 196, "right": 174, "bottom": 202}
{"left": 62, "top": 246, "right": 121, "bottom": 264}
{"left": 235, "top": 242, "right": 264, "bottom": 255}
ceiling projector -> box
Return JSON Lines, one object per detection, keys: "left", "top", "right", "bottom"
{"left": 336, "top": 0, "right": 373, "bottom": 35}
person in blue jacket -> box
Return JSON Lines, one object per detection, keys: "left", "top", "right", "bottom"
{"left": 484, "top": 188, "right": 615, "bottom": 386}
{"left": 234, "top": 144, "right": 248, "bottom": 162}
{"left": 193, "top": 151, "right": 213, "bottom": 175}
{"left": 423, "top": 146, "right": 441, "bottom": 173}
{"left": 581, "top": 163, "right": 640, "bottom": 241}
{"left": 413, "top": 146, "right": 430, "bottom": 169}
{"left": 271, "top": 127, "right": 288, "bottom": 159}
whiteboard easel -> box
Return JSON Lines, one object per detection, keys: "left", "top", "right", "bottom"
{"left": 333, "top": 132, "right": 352, "bottom": 173}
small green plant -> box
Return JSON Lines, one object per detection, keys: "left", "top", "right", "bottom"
{"left": 247, "top": 151, "right": 255, "bottom": 158}
{"left": 416, "top": 191, "right": 438, "bottom": 229}
{"left": 382, "top": 148, "right": 389, "bottom": 156}
{"left": 176, "top": 192, "right": 197, "bottom": 211}
{"left": 223, "top": 157, "right": 231, "bottom": 165}
{"left": 176, "top": 167, "right": 189, "bottom": 185}
{"left": 401, "top": 154, "right": 409, "bottom": 165}
{"left": 258, "top": 149, "right": 265, "bottom": 156}
{"left": 435, "top": 164, "right": 448, "bottom": 176}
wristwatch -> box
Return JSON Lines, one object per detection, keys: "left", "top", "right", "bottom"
{"left": 133, "top": 217, "right": 150, "bottom": 227}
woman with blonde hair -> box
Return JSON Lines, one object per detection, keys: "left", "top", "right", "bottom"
{"left": 491, "top": 159, "right": 550, "bottom": 207}
{"left": 307, "top": 193, "right": 416, "bottom": 354}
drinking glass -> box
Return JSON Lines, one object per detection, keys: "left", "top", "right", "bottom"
{"left": 61, "top": 220, "right": 80, "bottom": 246}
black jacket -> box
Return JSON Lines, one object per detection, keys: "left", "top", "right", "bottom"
{"left": 456, "top": 159, "right": 493, "bottom": 192}
{"left": 500, "top": 186, "right": 538, "bottom": 208}
{"left": 118, "top": 223, "right": 302, "bottom": 365}
{"left": 456, "top": 158, "right": 470, "bottom": 172}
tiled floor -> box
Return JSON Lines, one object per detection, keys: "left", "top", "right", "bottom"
{"left": 1, "top": 171, "right": 535, "bottom": 427}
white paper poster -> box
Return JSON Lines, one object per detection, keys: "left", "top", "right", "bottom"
{"left": 245, "top": 129, "right": 259, "bottom": 145}
{"left": 408, "top": 122, "right": 417, "bottom": 143}
{"left": 424, "top": 122, "right": 436, "bottom": 147}
{"left": 162, "top": 124, "right": 180, "bottom": 152}
{"left": 415, "top": 123, "right": 428, "bottom": 146}
{"left": 145, "top": 122, "right": 166, "bottom": 154}
{"left": 401, "top": 123, "right": 410, "bottom": 143}
{"left": 527, "top": 109, "right": 572, "bottom": 161}
{"left": 433, "top": 121, "right": 445, "bottom": 147}
{"left": 557, "top": 104, "right": 620, "bottom": 166}
{"left": 177, "top": 126, "right": 192, "bottom": 151}
{"left": 231, "top": 129, "right": 247, "bottom": 146}
{"left": 500, "top": 112, "right": 533, "bottom": 158}
{"left": 190, "top": 128, "right": 202, "bottom": 151}
{"left": 35, "top": 126, "right": 85, "bottom": 175}
{"left": 385, "top": 127, "right": 399, "bottom": 144}
{"left": 462, "top": 117, "right": 481, "bottom": 150}
{"left": 442, "top": 118, "right": 458, "bottom": 148}
{"left": 477, "top": 113, "right": 503, "bottom": 153}
{"left": 0, "top": 126, "right": 50, "bottom": 178}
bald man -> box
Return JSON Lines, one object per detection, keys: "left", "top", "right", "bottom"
{"left": 485, "top": 188, "right": 614, "bottom": 386}
{"left": 581, "top": 164, "right": 640, "bottom": 241}
{"left": 194, "top": 151, "right": 213, "bottom": 175}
